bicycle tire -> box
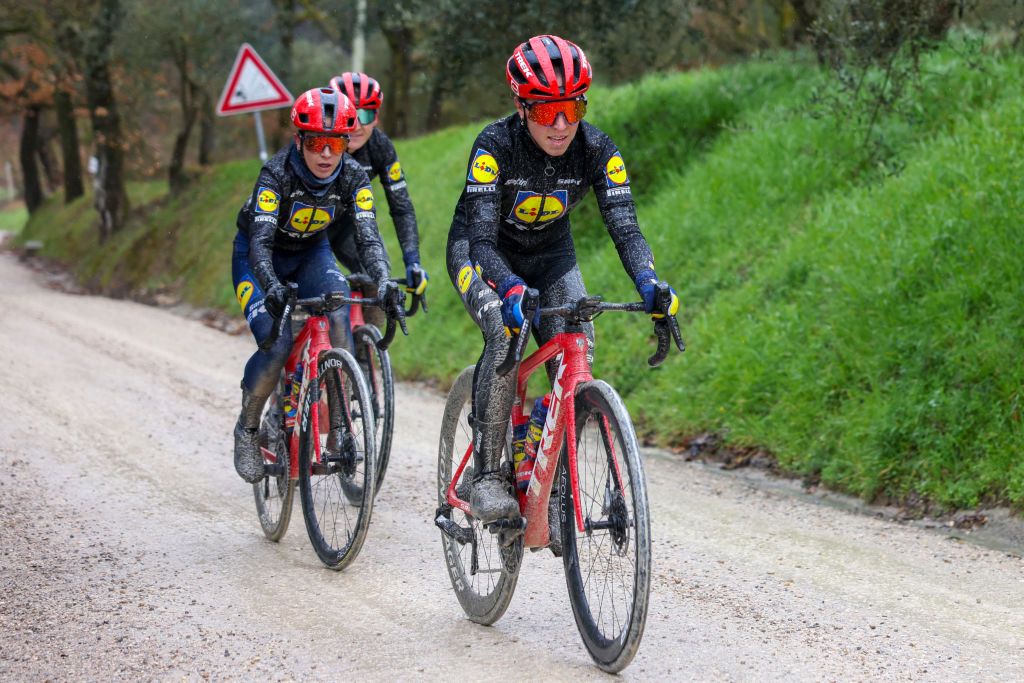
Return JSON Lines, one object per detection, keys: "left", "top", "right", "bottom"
{"left": 437, "top": 366, "right": 522, "bottom": 625}
{"left": 353, "top": 324, "right": 394, "bottom": 493}
{"left": 253, "top": 381, "right": 295, "bottom": 542}
{"left": 560, "top": 380, "right": 651, "bottom": 673}
{"left": 298, "top": 348, "right": 376, "bottom": 570}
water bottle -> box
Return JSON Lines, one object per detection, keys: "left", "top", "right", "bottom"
{"left": 511, "top": 420, "right": 529, "bottom": 486}
{"left": 516, "top": 394, "right": 550, "bottom": 491}
{"left": 284, "top": 362, "right": 303, "bottom": 433}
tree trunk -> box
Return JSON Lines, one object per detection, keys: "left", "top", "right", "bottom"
{"left": 198, "top": 89, "right": 215, "bottom": 166}
{"left": 36, "top": 118, "right": 61, "bottom": 193}
{"left": 381, "top": 24, "right": 413, "bottom": 137}
{"left": 55, "top": 88, "right": 85, "bottom": 202}
{"left": 19, "top": 106, "right": 44, "bottom": 213}
{"left": 168, "top": 40, "right": 198, "bottom": 191}
{"left": 83, "top": 0, "right": 127, "bottom": 241}
{"left": 273, "top": 0, "right": 296, "bottom": 149}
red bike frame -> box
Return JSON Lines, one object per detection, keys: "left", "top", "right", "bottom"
{"left": 261, "top": 314, "right": 335, "bottom": 480}
{"left": 446, "top": 331, "right": 605, "bottom": 548}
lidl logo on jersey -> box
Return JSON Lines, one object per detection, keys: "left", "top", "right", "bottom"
{"left": 354, "top": 186, "right": 375, "bottom": 212}
{"left": 510, "top": 190, "right": 568, "bottom": 226}
{"left": 255, "top": 187, "right": 280, "bottom": 214}
{"left": 286, "top": 202, "right": 335, "bottom": 235}
{"left": 457, "top": 263, "right": 475, "bottom": 294}
{"left": 606, "top": 153, "right": 629, "bottom": 187}
{"left": 468, "top": 148, "right": 499, "bottom": 184}
{"left": 235, "top": 280, "right": 255, "bottom": 311}
{"left": 387, "top": 161, "right": 403, "bottom": 182}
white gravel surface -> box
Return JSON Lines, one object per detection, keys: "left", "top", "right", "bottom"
{"left": 1, "top": 251, "right": 1022, "bottom": 681}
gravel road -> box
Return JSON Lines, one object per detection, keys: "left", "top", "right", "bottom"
{"left": 1, "top": 251, "right": 1021, "bottom": 681}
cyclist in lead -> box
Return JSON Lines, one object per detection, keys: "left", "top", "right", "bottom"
{"left": 231, "top": 87, "right": 400, "bottom": 484}
{"left": 446, "top": 35, "right": 681, "bottom": 531}
{"left": 328, "top": 72, "right": 428, "bottom": 305}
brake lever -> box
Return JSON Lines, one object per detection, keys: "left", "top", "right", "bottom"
{"left": 496, "top": 290, "right": 539, "bottom": 377}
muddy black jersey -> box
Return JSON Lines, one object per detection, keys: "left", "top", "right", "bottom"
{"left": 236, "top": 145, "right": 389, "bottom": 289}
{"left": 347, "top": 128, "right": 420, "bottom": 264}
{"left": 452, "top": 114, "right": 654, "bottom": 291}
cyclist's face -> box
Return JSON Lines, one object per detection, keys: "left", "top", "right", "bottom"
{"left": 347, "top": 110, "right": 378, "bottom": 152}
{"left": 298, "top": 135, "right": 344, "bottom": 179}
{"left": 515, "top": 98, "right": 579, "bottom": 157}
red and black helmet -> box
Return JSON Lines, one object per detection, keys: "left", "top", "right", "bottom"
{"left": 291, "top": 88, "right": 357, "bottom": 134}
{"left": 329, "top": 72, "right": 383, "bottom": 110}
{"left": 506, "top": 35, "right": 591, "bottom": 101}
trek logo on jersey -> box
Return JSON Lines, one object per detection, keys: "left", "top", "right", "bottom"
{"left": 606, "top": 153, "right": 629, "bottom": 187}
{"left": 286, "top": 202, "right": 335, "bottom": 235}
{"left": 387, "top": 161, "right": 403, "bottom": 182}
{"left": 468, "top": 148, "right": 499, "bottom": 184}
{"left": 255, "top": 187, "right": 280, "bottom": 214}
{"left": 235, "top": 280, "right": 255, "bottom": 311}
{"left": 354, "top": 186, "right": 375, "bottom": 212}
{"left": 509, "top": 190, "right": 568, "bottom": 226}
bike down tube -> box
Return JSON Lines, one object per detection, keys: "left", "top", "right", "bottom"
{"left": 519, "top": 332, "right": 593, "bottom": 547}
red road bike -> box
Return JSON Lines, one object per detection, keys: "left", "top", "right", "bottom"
{"left": 436, "top": 286, "right": 684, "bottom": 672}
{"left": 345, "top": 273, "right": 425, "bottom": 494}
{"left": 253, "top": 284, "right": 404, "bottom": 570}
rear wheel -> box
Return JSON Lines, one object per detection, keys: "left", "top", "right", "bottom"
{"left": 298, "top": 349, "right": 376, "bottom": 570}
{"left": 437, "top": 366, "right": 521, "bottom": 625}
{"left": 353, "top": 324, "right": 394, "bottom": 492}
{"left": 560, "top": 380, "right": 651, "bottom": 673}
{"left": 253, "top": 379, "right": 294, "bottom": 541}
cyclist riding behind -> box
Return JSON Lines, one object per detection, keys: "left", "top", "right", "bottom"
{"left": 232, "top": 87, "right": 401, "bottom": 483}
{"left": 446, "top": 35, "right": 680, "bottom": 529}
{"left": 328, "top": 72, "right": 428, "bottom": 319}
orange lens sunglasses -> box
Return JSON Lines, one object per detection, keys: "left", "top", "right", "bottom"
{"left": 522, "top": 97, "right": 587, "bottom": 126}
{"left": 302, "top": 134, "right": 349, "bottom": 155}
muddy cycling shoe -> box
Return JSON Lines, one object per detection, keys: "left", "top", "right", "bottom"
{"left": 548, "top": 488, "right": 562, "bottom": 557}
{"left": 233, "top": 422, "right": 264, "bottom": 483}
{"left": 469, "top": 471, "right": 520, "bottom": 525}
{"left": 233, "top": 385, "right": 267, "bottom": 484}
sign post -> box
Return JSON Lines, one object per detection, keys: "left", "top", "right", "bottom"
{"left": 216, "top": 43, "right": 294, "bottom": 161}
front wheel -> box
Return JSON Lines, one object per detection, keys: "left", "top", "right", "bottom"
{"left": 253, "top": 379, "right": 295, "bottom": 541}
{"left": 353, "top": 324, "right": 394, "bottom": 493}
{"left": 560, "top": 380, "right": 651, "bottom": 673}
{"left": 298, "top": 348, "right": 376, "bottom": 570}
{"left": 436, "top": 366, "right": 522, "bottom": 625}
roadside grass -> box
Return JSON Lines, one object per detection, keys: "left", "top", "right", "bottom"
{"left": 0, "top": 204, "right": 28, "bottom": 233}
{"left": 18, "top": 41, "right": 1024, "bottom": 509}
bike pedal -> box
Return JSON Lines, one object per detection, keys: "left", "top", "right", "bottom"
{"left": 484, "top": 517, "right": 527, "bottom": 532}
{"left": 263, "top": 463, "right": 287, "bottom": 477}
{"left": 435, "top": 511, "right": 474, "bottom": 545}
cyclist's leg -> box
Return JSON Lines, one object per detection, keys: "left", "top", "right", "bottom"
{"left": 296, "top": 237, "right": 353, "bottom": 352}
{"left": 232, "top": 232, "right": 295, "bottom": 482}
{"left": 330, "top": 215, "right": 386, "bottom": 329}
{"left": 447, "top": 222, "right": 519, "bottom": 523}
{"left": 523, "top": 240, "right": 593, "bottom": 554}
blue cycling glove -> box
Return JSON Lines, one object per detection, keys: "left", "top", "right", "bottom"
{"left": 405, "top": 262, "right": 428, "bottom": 296}
{"left": 635, "top": 269, "right": 680, "bottom": 320}
{"left": 500, "top": 276, "right": 528, "bottom": 336}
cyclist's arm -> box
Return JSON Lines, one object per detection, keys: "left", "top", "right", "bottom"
{"left": 590, "top": 134, "right": 656, "bottom": 283}
{"left": 243, "top": 170, "right": 286, "bottom": 291}
{"left": 463, "top": 133, "right": 515, "bottom": 292}
{"left": 343, "top": 158, "right": 391, "bottom": 283}
{"left": 373, "top": 131, "right": 421, "bottom": 267}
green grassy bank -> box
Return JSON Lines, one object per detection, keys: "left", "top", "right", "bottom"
{"left": 19, "top": 41, "right": 1024, "bottom": 509}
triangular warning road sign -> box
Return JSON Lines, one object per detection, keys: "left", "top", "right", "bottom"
{"left": 216, "top": 43, "right": 294, "bottom": 116}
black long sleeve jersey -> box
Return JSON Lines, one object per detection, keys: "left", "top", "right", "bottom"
{"left": 236, "top": 145, "right": 390, "bottom": 290}
{"left": 451, "top": 114, "right": 654, "bottom": 293}
{"left": 348, "top": 128, "right": 420, "bottom": 263}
